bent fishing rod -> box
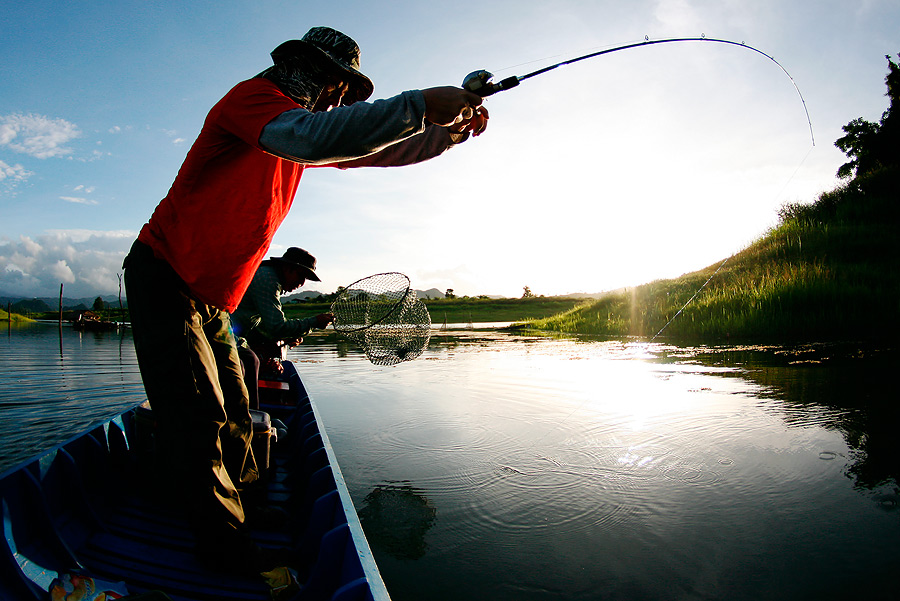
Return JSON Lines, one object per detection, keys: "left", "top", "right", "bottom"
{"left": 462, "top": 35, "right": 815, "bottom": 146}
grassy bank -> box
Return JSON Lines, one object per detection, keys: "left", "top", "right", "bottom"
{"left": 423, "top": 297, "right": 588, "bottom": 324}
{"left": 526, "top": 168, "right": 900, "bottom": 342}
{"left": 283, "top": 296, "right": 588, "bottom": 324}
{"left": 1, "top": 308, "right": 34, "bottom": 323}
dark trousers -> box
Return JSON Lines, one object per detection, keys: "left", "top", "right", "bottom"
{"left": 237, "top": 345, "right": 260, "bottom": 411}
{"left": 124, "top": 240, "right": 258, "bottom": 552}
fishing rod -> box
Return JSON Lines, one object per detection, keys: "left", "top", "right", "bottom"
{"left": 462, "top": 35, "right": 815, "bottom": 145}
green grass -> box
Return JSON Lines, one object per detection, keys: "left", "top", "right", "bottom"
{"left": 1, "top": 309, "right": 34, "bottom": 323}
{"left": 525, "top": 168, "right": 900, "bottom": 342}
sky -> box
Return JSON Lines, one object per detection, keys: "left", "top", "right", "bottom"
{"left": 1, "top": 0, "right": 897, "bottom": 300}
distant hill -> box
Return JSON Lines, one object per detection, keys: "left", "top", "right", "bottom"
{"left": 9, "top": 298, "right": 52, "bottom": 313}
{"left": 281, "top": 290, "right": 326, "bottom": 303}
{"left": 282, "top": 288, "right": 455, "bottom": 302}
{"left": 416, "top": 288, "right": 445, "bottom": 299}
{"left": 0, "top": 294, "right": 123, "bottom": 312}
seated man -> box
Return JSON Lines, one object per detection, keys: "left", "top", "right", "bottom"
{"left": 230, "top": 247, "right": 333, "bottom": 408}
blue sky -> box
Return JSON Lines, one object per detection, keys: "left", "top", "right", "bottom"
{"left": 1, "top": 0, "right": 897, "bottom": 299}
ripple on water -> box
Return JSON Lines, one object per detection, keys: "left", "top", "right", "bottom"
{"left": 451, "top": 459, "right": 638, "bottom": 540}
{"left": 423, "top": 428, "right": 735, "bottom": 546}
{"left": 370, "top": 416, "right": 519, "bottom": 456}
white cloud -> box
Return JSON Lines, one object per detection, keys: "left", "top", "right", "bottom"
{"left": 0, "top": 160, "right": 33, "bottom": 191}
{"left": 48, "top": 259, "right": 76, "bottom": 284}
{"left": 0, "top": 230, "right": 136, "bottom": 297}
{"left": 0, "top": 113, "right": 81, "bottom": 159}
{"left": 61, "top": 185, "right": 99, "bottom": 205}
{"left": 60, "top": 196, "right": 99, "bottom": 205}
{"left": 173, "top": 138, "right": 186, "bottom": 145}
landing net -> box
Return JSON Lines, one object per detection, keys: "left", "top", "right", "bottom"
{"left": 331, "top": 272, "right": 432, "bottom": 366}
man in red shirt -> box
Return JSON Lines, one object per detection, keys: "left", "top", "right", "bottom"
{"left": 123, "top": 26, "right": 487, "bottom": 574}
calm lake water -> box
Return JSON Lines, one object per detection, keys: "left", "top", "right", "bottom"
{"left": 1, "top": 323, "right": 898, "bottom": 600}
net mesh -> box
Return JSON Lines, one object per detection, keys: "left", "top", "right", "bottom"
{"left": 331, "top": 273, "right": 432, "bottom": 366}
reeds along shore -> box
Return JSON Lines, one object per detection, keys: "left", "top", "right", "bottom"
{"left": 526, "top": 167, "right": 900, "bottom": 342}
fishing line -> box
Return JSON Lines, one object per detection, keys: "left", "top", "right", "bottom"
{"left": 467, "top": 36, "right": 815, "bottom": 343}
{"left": 649, "top": 256, "right": 731, "bottom": 343}
{"left": 644, "top": 139, "right": 812, "bottom": 342}
{"left": 773, "top": 144, "right": 815, "bottom": 204}
{"left": 466, "top": 36, "right": 815, "bottom": 463}
{"left": 643, "top": 103, "right": 814, "bottom": 343}
{"left": 464, "top": 34, "right": 815, "bottom": 147}
{"left": 508, "top": 251, "right": 730, "bottom": 457}
{"left": 502, "top": 255, "right": 726, "bottom": 464}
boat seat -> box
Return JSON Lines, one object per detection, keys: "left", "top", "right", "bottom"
{"left": 293, "top": 489, "right": 347, "bottom": 568}
{"left": 295, "top": 523, "right": 366, "bottom": 601}
{"left": 61, "top": 431, "right": 113, "bottom": 495}
{"left": 331, "top": 577, "right": 377, "bottom": 601}
{"left": 281, "top": 409, "right": 318, "bottom": 452}
{"left": 106, "top": 419, "right": 135, "bottom": 475}
{"left": 36, "top": 449, "right": 107, "bottom": 551}
{"left": 296, "top": 419, "right": 321, "bottom": 449}
{"left": 283, "top": 432, "right": 327, "bottom": 490}
{"left": 0, "top": 466, "right": 81, "bottom": 599}
{"left": 286, "top": 465, "right": 339, "bottom": 533}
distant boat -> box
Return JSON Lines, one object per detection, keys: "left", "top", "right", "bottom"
{"left": 0, "top": 361, "right": 391, "bottom": 600}
{"left": 71, "top": 310, "right": 119, "bottom": 331}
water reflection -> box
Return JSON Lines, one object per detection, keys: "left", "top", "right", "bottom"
{"left": 300, "top": 331, "right": 899, "bottom": 600}
{"left": 2, "top": 324, "right": 897, "bottom": 600}
{"left": 655, "top": 343, "right": 900, "bottom": 492}
{"left": 358, "top": 482, "right": 436, "bottom": 560}
{"left": 0, "top": 323, "right": 145, "bottom": 473}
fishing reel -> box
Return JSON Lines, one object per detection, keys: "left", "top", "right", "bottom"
{"left": 462, "top": 70, "right": 520, "bottom": 97}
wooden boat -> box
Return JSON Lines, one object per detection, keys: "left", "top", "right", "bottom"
{"left": 0, "top": 361, "right": 391, "bottom": 601}
{"left": 72, "top": 311, "right": 120, "bottom": 331}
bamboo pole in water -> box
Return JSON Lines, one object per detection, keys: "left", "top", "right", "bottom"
{"left": 59, "top": 283, "right": 64, "bottom": 328}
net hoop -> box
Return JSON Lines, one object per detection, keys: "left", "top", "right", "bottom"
{"left": 331, "top": 272, "right": 412, "bottom": 334}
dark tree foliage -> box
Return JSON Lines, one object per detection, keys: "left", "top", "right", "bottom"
{"left": 835, "top": 54, "right": 900, "bottom": 179}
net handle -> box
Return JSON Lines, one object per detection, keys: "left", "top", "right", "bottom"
{"left": 330, "top": 272, "right": 412, "bottom": 333}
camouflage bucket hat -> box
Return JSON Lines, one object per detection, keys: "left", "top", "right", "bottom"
{"left": 270, "top": 27, "right": 374, "bottom": 104}
{"left": 270, "top": 247, "right": 320, "bottom": 282}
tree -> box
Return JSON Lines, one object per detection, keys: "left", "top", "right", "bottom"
{"left": 445, "top": 288, "right": 455, "bottom": 299}
{"left": 835, "top": 54, "right": 900, "bottom": 179}
{"left": 835, "top": 118, "right": 881, "bottom": 179}
{"left": 92, "top": 296, "right": 105, "bottom": 311}
{"left": 522, "top": 286, "right": 534, "bottom": 298}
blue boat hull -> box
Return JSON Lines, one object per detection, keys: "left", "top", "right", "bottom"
{"left": 0, "top": 361, "right": 390, "bottom": 601}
